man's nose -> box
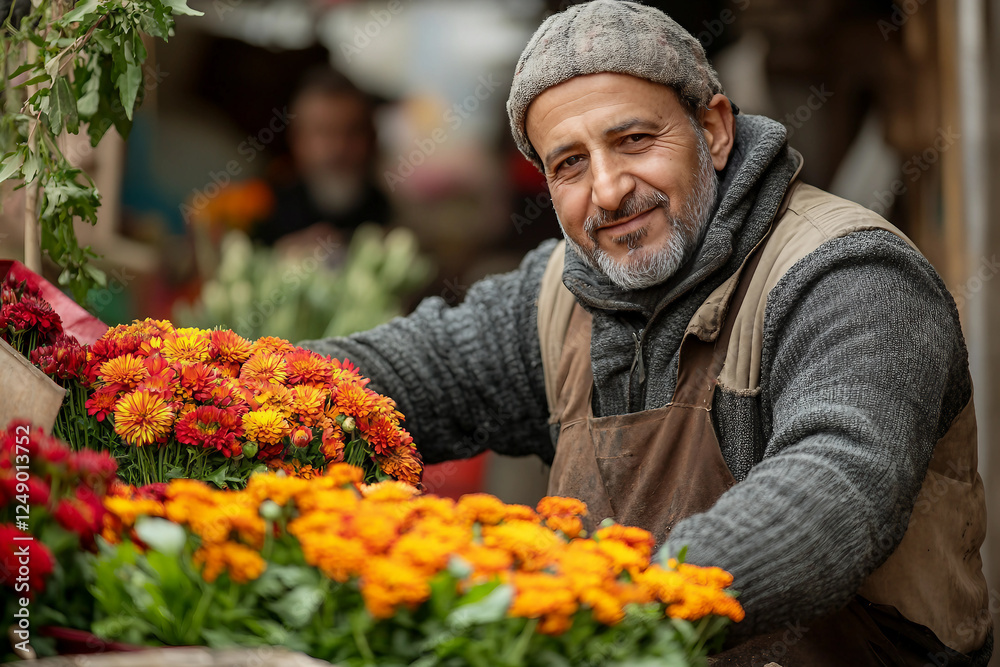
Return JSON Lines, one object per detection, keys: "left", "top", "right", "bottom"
{"left": 590, "top": 152, "right": 634, "bottom": 212}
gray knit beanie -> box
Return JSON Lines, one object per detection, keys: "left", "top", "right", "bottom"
{"left": 507, "top": 0, "right": 724, "bottom": 171}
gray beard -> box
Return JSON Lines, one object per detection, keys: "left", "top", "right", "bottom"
{"left": 560, "top": 123, "right": 719, "bottom": 291}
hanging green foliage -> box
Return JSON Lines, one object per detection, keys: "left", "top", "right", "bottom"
{"left": 0, "top": 0, "right": 202, "bottom": 302}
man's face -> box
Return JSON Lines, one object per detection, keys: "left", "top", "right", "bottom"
{"left": 290, "top": 91, "right": 373, "bottom": 178}
{"left": 526, "top": 73, "right": 719, "bottom": 290}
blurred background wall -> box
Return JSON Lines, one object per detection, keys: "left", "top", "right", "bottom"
{"left": 2, "top": 0, "right": 1000, "bottom": 653}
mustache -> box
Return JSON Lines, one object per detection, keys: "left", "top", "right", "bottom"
{"left": 583, "top": 190, "right": 671, "bottom": 236}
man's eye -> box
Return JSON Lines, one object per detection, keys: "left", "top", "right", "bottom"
{"left": 561, "top": 155, "right": 582, "bottom": 169}
{"left": 626, "top": 134, "right": 649, "bottom": 143}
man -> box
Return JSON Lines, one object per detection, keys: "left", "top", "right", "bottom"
{"left": 303, "top": 1, "right": 991, "bottom": 663}
{"left": 253, "top": 68, "right": 390, "bottom": 248}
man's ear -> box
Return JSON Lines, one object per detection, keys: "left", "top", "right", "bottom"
{"left": 699, "top": 93, "right": 736, "bottom": 171}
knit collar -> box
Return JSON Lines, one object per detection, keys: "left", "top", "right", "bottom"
{"left": 561, "top": 114, "right": 801, "bottom": 318}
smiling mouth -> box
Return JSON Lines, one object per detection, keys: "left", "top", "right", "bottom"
{"left": 594, "top": 207, "right": 658, "bottom": 237}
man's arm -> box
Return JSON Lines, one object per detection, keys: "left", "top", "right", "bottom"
{"left": 665, "top": 230, "right": 970, "bottom": 637}
{"left": 300, "top": 240, "right": 558, "bottom": 464}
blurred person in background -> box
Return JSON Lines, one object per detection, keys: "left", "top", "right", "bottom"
{"left": 252, "top": 67, "right": 390, "bottom": 250}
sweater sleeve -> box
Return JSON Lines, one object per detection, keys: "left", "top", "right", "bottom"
{"left": 663, "top": 229, "right": 972, "bottom": 637}
{"left": 298, "top": 240, "right": 557, "bottom": 465}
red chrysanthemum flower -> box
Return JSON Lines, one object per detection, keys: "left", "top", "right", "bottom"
{"left": 0, "top": 472, "right": 50, "bottom": 506}
{"left": 86, "top": 386, "right": 120, "bottom": 422}
{"left": 2, "top": 296, "right": 63, "bottom": 344}
{"left": 175, "top": 405, "right": 244, "bottom": 457}
{"left": 68, "top": 449, "right": 118, "bottom": 492}
{"left": 0, "top": 524, "right": 53, "bottom": 594}
{"left": 174, "top": 362, "right": 218, "bottom": 403}
{"left": 359, "top": 415, "right": 402, "bottom": 456}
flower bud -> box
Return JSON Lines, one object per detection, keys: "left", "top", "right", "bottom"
{"left": 342, "top": 417, "right": 356, "bottom": 433}
{"left": 291, "top": 427, "right": 311, "bottom": 448}
{"left": 242, "top": 441, "right": 259, "bottom": 458}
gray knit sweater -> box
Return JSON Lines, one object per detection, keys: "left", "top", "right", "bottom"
{"left": 302, "top": 115, "right": 980, "bottom": 656}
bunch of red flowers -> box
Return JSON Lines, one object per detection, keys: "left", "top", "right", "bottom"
{"left": 0, "top": 275, "right": 64, "bottom": 354}
{"left": 0, "top": 421, "right": 117, "bottom": 595}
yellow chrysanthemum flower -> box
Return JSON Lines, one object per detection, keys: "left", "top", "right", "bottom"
{"left": 113, "top": 390, "right": 174, "bottom": 446}
{"left": 240, "top": 352, "right": 288, "bottom": 385}
{"left": 99, "top": 353, "right": 149, "bottom": 389}
{"left": 162, "top": 332, "right": 212, "bottom": 364}
{"left": 242, "top": 409, "right": 291, "bottom": 446}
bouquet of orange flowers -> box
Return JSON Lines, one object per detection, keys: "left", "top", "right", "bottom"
{"left": 72, "top": 319, "right": 423, "bottom": 489}
{"left": 1, "top": 273, "right": 422, "bottom": 489}
{"left": 92, "top": 466, "right": 743, "bottom": 666}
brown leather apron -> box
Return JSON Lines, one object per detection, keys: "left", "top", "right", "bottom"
{"left": 546, "top": 247, "right": 969, "bottom": 666}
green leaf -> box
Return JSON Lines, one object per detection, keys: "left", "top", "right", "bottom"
{"left": 118, "top": 63, "right": 142, "bottom": 120}
{"left": 162, "top": 0, "right": 204, "bottom": 16}
{"left": 0, "top": 152, "right": 24, "bottom": 183}
{"left": 266, "top": 585, "right": 325, "bottom": 629}
{"left": 57, "top": 77, "right": 80, "bottom": 133}
{"left": 21, "top": 151, "right": 40, "bottom": 183}
{"left": 61, "top": 0, "right": 101, "bottom": 23}
{"left": 446, "top": 583, "right": 513, "bottom": 629}
{"left": 134, "top": 516, "right": 187, "bottom": 556}
{"left": 16, "top": 73, "right": 50, "bottom": 88}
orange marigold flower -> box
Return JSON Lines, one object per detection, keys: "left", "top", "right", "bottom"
{"left": 676, "top": 562, "right": 735, "bottom": 589}
{"left": 194, "top": 541, "right": 266, "bottom": 584}
{"left": 360, "top": 557, "right": 431, "bottom": 619}
{"left": 334, "top": 382, "right": 377, "bottom": 418}
{"left": 538, "top": 614, "right": 573, "bottom": 636}
{"left": 249, "top": 381, "right": 295, "bottom": 418}
{"left": 508, "top": 571, "right": 578, "bottom": 620}
{"left": 536, "top": 496, "right": 588, "bottom": 519}
{"left": 296, "top": 532, "right": 369, "bottom": 582}
{"left": 321, "top": 463, "right": 364, "bottom": 487}
{"left": 244, "top": 472, "right": 310, "bottom": 506}
{"left": 501, "top": 504, "right": 540, "bottom": 523}
{"left": 349, "top": 508, "right": 402, "bottom": 554}
{"left": 580, "top": 587, "right": 625, "bottom": 626}
{"left": 99, "top": 354, "right": 148, "bottom": 391}
{"left": 390, "top": 521, "right": 468, "bottom": 574}
{"left": 113, "top": 390, "right": 174, "bottom": 446}
{"left": 240, "top": 352, "right": 288, "bottom": 385}
{"left": 546, "top": 515, "right": 584, "bottom": 539}
{"left": 595, "top": 539, "right": 648, "bottom": 573}
{"left": 321, "top": 424, "right": 345, "bottom": 463}
{"left": 594, "top": 524, "right": 656, "bottom": 561}
{"left": 284, "top": 349, "right": 333, "bottom": 387}
{"left": 249, "top": 336, "right": 295, "bottom": 357}
{"left": 455, "top": 543, "right": 514, "bottom": 577}
{"left": 359, "top": 481, "right": 421, "bottom": 502}
{"left": 374, "top": 445, "right": 423, "bottom": 487}
{"left": 457, "top": 493, "right": 511, "bottom": 526}
{"left": 482, "top": 520, "right": 563, "bottom": 571}
{"left": 290, "top": 385, "right": 327, "bottom": 426}
{"left": 210, "top": 329, "right": 252, "bottom": 367}
{"left": 242, "top": 409, "right": 290, "bottom": 446}
{"left": 103, "top": 497, "right": 165, "bottom": 526}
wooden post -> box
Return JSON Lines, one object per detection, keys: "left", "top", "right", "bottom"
{"left": 22, "top": 41, "right": 41, "bottom": 273}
